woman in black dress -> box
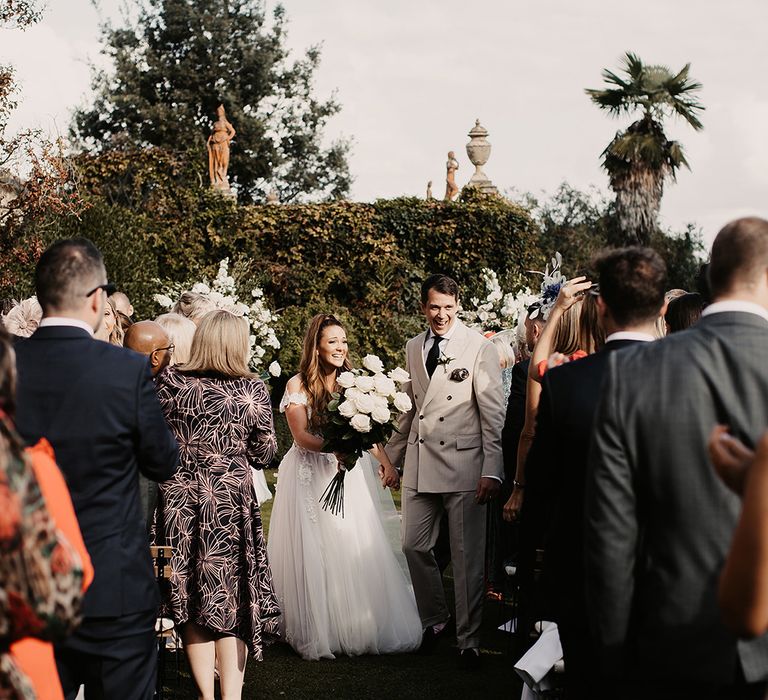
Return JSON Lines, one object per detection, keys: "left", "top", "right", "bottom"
{"left": 154, "top": 310, "right": 279, "bottom": 700}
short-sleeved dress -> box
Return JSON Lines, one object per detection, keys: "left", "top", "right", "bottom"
{"left": 153, "top": 368, "right": 281, "bottom": 658}
{"left": 267, "top": 390, "right": 422, "bottom": 660}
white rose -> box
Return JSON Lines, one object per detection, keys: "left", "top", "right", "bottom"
{"left": 268, "top": 361, "right": 281, "bottom": 377}
{"left": 338, "top": 400, "right": 357, "bottom": 418}
{"left": 350, "top": 413, "right": 372, "bottom": 433}
{"left": 393, "top": 392, "right": 412, "bottom": 413}
{"left": 337, "top": 371, "right": 356, "bottom": 389}
{"left": 344, "top": 387, "right": 362, "bottom": 402}
{"left": 354, "top": 375, "right": 375, "bottom": 392}
{"left": 353, "top": 393, "right": 375, "bottom": 414}
{"left": 191, "top": 282, "right": 210, "bottom": 294}
{"left": 373, "top": 374, "right": 397, "bottom": 398}
{"left": 371, "top": 405, "right": 391, "bottom": 424}
{"left": 388, "top": 367, "right": 410, "bottom": 384}
{"left": 154, "top": 293, "right": 173, "bottom": 309}
{"left": 371, "top": 394, "right": 389, "bottom": 410}
{"left": 362, "top": 354, "right": 385, "bottom": 374}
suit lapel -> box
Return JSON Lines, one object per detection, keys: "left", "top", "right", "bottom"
{"left": 411, "top": 331, "right": 430, "bottom": 399}
{"left": 421, "top": 321, "right": 470, "bottom": 411}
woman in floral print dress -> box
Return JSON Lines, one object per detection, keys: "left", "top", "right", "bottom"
{"left": 153, "top": 310, "right": 280, "bottom": 700}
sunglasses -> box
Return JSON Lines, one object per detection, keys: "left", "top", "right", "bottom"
{"left": 86, "top": 283, "right": 117, "bottom": 297}
{"left": 154, "top": 344, "right": 175, "bottom": 355}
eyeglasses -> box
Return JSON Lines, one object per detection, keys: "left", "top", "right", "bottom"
{"left": 86, "top": 283, "right": 117, "bottom": 297}
{"left": 154, "top": 344, "right": 175, "bottom": 355}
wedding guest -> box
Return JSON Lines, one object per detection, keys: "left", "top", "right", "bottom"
{"left": 13, "top": 238, "right": 179, "bottom": 699}
{"left": 386, "top": 276, "right": 504, "bottom": 669}
{"left": 485, "top": 328, "right": 524, "bottom": 599}
{"left": 124, "top": 320, "right": 174, "bottom": 377}
{"left": 488, "top": 307, "right": 545, "bottom": 604}
{"left": 654, "top": 288, "right": 687, "bottom": 338}
{"left": 0, "top": 325, "right": 87, "bottom": 699}
{"left": 155, "top": 312, "right": 197, "bottom": 365}
{"left": 269, "top": 313, "right": 421, "bottom": 660}
{"left": 489, "top": 329, "right": 517, "bottom": 403}
{"left": 94, "top": 297, "right": 123, "bottom": 346}
{"left": 504, "top": 279, "right": 591, "bottom": 522}
{"left": 578, "top": 290, "right": 605, "bottom": 354}
{"left": 522, "top": 248, "right": 665, "bottom": 698}
{"left": 154, "top": 310, "right": 280, "bottom": 699}
{"left": 109, "top": 290, "right": 133, "bottom": 319}
{"left": 586, "top": 218, "right": 768, "bottom": 699}
{"left": 665, "top": 292, "right": 704, "bottom": 333}
{"left": 124, "top": 320, "right": 174, "bottom": 530}
{"left": 708, "top": 426, "right": 768, "bottom": 638}
{"left": 172, "top": 291, "right": 216, "bottom": 326}
{"left": 2, "top": 297, "right": 42, "bottom": 338}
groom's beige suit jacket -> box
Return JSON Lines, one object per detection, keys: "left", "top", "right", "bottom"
{"left": 386, "top": 319, "right": 504, "bottom": 492}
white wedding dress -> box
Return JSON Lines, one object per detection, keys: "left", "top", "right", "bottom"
{"left": 267, "top": 390, "right": 423, "bottom": 660}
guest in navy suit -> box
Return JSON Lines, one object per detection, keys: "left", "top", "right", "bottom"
{"left": 13, "top": 238, "right": 179, "bottom": 700}
{"left": 519, "top": 247, "right": 666, "bottom": 699}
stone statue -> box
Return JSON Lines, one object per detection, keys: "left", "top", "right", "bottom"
{"left": 426, "top": 180, "right": 433, "bottom": 200}
{"left": 444, "top": 151, "right": 459, "bottom": 201}
{"left": 207, "top": 104, "right": 236, "bottom": 192}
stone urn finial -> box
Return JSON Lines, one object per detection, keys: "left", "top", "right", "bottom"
{"left": 464, "top": 119, "right": 497, "bottom": 194}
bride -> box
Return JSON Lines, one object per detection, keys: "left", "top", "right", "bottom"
{"left": 267, "top": 313, "right": 423, "bottom": 660}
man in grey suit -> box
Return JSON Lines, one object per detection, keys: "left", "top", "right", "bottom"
{"left": 386, "top": 274, "right": 505, "bottom": 669}
{"left": 586, "top": 217, "right": 768, "bottom": 699}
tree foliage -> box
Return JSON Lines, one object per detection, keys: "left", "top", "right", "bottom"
{"left": 586, "top": 52, "right": 704, "bottom": 245}
{"left": 72, "top": 0, "right": 350, "bottom": 203}
{"left": 523, "top": 181, "right": 705, "bottom": 289}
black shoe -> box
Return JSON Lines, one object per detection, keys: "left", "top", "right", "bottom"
{"left": 459, "top": 648, "right": 482, "bottom": 671}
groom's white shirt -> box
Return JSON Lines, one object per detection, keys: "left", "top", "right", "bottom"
{"left": 421, "top": 318, "right": 459, "bottom": 365}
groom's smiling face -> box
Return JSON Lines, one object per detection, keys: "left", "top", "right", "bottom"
{"left": 422, "top": 289, "right": 458, "bottom": 337}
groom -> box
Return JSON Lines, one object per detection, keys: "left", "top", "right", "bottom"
{"left": 386, "top": 274, "right": 505, "bottom": 667}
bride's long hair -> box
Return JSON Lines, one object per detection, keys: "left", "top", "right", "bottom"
{"left": 299, "top": 314, "right": 353, "bottom": 431}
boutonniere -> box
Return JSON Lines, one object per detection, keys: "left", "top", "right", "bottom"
{"left": 436, "top": 353, "right": 455, "bottom": 372}
{"left": 449, "top": 368, "right": 469, "bottom": 382}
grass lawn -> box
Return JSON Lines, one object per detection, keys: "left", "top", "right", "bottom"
{"left": 161, "top": 463, "right": 524, "bottom": 699}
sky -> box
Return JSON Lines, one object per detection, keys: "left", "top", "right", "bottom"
{"left": 3, "top": 0, "right": 768, "bottom": 246}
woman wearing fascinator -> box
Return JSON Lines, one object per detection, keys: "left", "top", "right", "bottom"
{"left": 268, "top": 313, "right": 422, "bottom": 661}
{"left": 1, "top": 297, "right": 42, "bottom": 338}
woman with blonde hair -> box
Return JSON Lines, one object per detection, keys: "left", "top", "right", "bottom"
{"left": 154, "top": 312, "right": 197, "bottom": 365}
{"left": 504, "top": 277, "right": 592, "bottom": 522}
{"left": 268, "top": 313, "right": 422, "bottom": 660}
{"left": 94, "top": 298, "right": 123, "bottom": 346}
{"left": 172, "top": 291, "right": 216, "bottom": 326}
{"left": 153, "top": 310, "right": 279, "bottom": 700}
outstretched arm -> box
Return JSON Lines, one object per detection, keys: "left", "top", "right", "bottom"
{"left": 710, "top": 427, "right": 768, "bottom": 637}
{"left": 528, "top": 277, "right": 592, "bottom": 384}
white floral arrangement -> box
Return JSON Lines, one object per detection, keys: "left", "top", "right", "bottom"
{"left": 460, "top": 268, "right": 537, "bottom": 334}
{"left": 318, "top": 355, "right": 412, "bottom": 515}
{"left": 154, "top": 258, "right": 281, "bottom": 373}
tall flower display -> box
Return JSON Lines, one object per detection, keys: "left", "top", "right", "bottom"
{"left": 154, "top": 258, "right": 281, "bottom": 372}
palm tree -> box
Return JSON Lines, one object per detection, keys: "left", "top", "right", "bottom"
{"left": 586, "top": 52, "right": 704, "bottom": 245}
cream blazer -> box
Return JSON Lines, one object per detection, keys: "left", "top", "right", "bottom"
{"left": 386, "top": 319, "right": 505, "bottom": 493}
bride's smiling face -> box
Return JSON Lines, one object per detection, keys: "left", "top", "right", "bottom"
{"left": 318, "top": 324, "right": 348, "bottom": 370}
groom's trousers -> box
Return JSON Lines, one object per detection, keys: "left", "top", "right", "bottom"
{"left": 402, "top": 487, "right": 486, "bottom": 650}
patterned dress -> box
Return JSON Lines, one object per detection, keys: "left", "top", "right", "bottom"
{"left": 153, "top": 368, "right": 281, "bottom": 658}
{"left": 0, "top": 417, "right": 84, "bottom": 698}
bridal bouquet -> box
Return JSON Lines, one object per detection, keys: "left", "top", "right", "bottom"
{"left": 319, "top": 355, "right": 412, "bottom": 516}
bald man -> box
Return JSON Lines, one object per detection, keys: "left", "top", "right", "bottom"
{"left": 124, "top": 320, "right": 173, "bottom": 377}
{"left": 125, "top": 320, "right": 175, "bottom": 528}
